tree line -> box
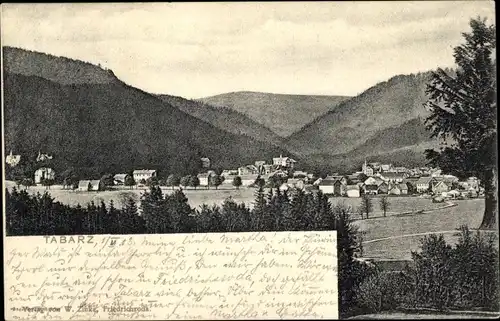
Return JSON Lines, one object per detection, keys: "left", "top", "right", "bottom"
{"left": 5, "top": 185, "right": 369, "bottom": 318}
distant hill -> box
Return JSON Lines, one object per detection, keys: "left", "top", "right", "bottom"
{"left": 199, "top": 91, "right": 350, "bottom": 137}
{"left": 158, "top": 94, "right": 283, "bottom": 145}
{"left": 3, "top": 47, "right": 293, "bottom": 178}
{"left": 285, "top": 72, "right": 440, "bottom": 164}
{"left": 3, "top": 46, "right": 119, "bottom": 85}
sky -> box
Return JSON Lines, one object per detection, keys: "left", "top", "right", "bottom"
{"left": 1, "top": 2, "right": 495, "bottom": 99}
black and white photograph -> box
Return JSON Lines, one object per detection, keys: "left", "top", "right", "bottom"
{"left": 2, "top": 2, "right": 498, "bottom": 319}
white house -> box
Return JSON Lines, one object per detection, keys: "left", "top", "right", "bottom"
{"left": 78, "top": 180, "right": 91, "bottom": 191}
{"left": 238, "top": 165, "right": 259, "bottom": 176}
{"left": 36, "top": 150, "right": 53, "bottom": 162}
{"left": 34, "top": 167, "right": 55, "bottom": 185}
{"left": 416, "top": 176, "right": 433, "bottom": 193}
{"left": 133, "top": 169, "right": 157, "bottom": 183}
{"left": 5, "top": 150, "right": 21, "bottom": 167}
{"left": 319, "top": 176, "right": 347, "bottom": 196}
{"left": 346, "top": 185, "right": 360, "bottom": 198}
{"left": 78, "top": 180, "right": 103, "bottom": 191}
{"left": 272, "top": 155, "right": 297, "bottom": 169}
{"left": 362, "top": 160, "right": 374, "bottom": 176}
{"left": 113, "top": 173, "right": 130, "bottom": 185}
{"left": 240, "top": 174, "right": 259, "bottom": 186}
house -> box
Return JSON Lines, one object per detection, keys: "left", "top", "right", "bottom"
{"left": 254, "top": 160, "right": 266, "bottom": 168}
{"left": 240, "top": 174, "right": 260, "bottom": 186}
{"left": 319, "top": 176, "right": 347, "bottom": 196}
{"left": 364, "top": 177, "right": 378, "bottom": 186}
{"left": 377, "top": 181, "right": 389, "bottom": 194}
{"left": 197, "top": 172, "right": 217, "bottom": 186}
{"left": 5, "top": 150, "right": 21, "bottom": 167}
{"left": 467, "top": 177, "right": 480, "bottom": 190}
{"left": 133, "top": 169, "right": 157, "bottom": 183}
{"left": 399, "top": 183, "right": 409, "bottom": 195}
{"left": 272, "top": 155, "right": 297, "bottom": 169}
{"left": 221, "top": 169, "right": 238, "bottom": 177}
{"left": 287, "top": 178, "right": 305, "bottom": 190}
{"left": 36, "top": 150, "right": 53, "bottom": 162}
{"left": 380, "top": 164, "right": 393, "bottom": 172}
{"left": 363, "top": 185, "right": 379, "bottom": 195}
{"left": 261, "top": 164, "right": 274, "bottom": 174}
{"left": 362, "top": 160, "right": 374, "bottom": 176}
{"left": 238, "top": 165, "right": 259, "bottom": 176}
{"left": 201, "top": 157, "right": 211, "bottom": 169}
{"left": 388, "top": 184, "right": 401, "bottom": 195}
{"left": 78, "top": 180, "right": 103, "bottom": 191}
{"left": 388, "top": 183, "right": 408, "bottom": 195}
{"left": 346, "top": 185, "right": 360, "bottom": 198}
{"left": 432, "top": 180, "right": 451, "bottom": 194}
{"left": 34, "top": 167, "right": 56, "bottom": 185}
{"left": 380, "top": 172, "right": 407, "bottom": 183}
{"left": 197, "top": 173, "right": 210, "bottom": 186}
{"left": 89, "top": 180, "right": 103, "bottom": 191}
{"left": 113, "top": 173, "right": 130, "bottom": 186}
{"left": 78, "top": 180, "right": 91, "bottom": 191}
{"left": 293, "top": 171, "right": 308, "bottom": 178}
{"left": 415, "top": 176, "right": 433, "bottom": 193}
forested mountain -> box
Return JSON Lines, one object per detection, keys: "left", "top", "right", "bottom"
{"left": 158, "top": 94, "right": 283, "bottom": 145}
{"left": 199, "top": 91, "right": 350, "bottom": 137}
{"left": 3, "top": 46, "right": 119, "bottom": 85}
{"left": 284, "top": 72, "right": 446, "bottom": 171}
{"left": 3, "top": 47, "right": 292, "bottom": 178}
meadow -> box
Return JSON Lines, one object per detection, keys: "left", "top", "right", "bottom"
{"left": 5, "top": 181, "right": 490, "bottom": 260}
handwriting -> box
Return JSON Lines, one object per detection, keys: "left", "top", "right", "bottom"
{"left": 5, "top": 232, "right": 338, "bottom": 320}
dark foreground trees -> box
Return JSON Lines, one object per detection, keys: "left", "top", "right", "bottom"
{"left": 423, "top": 17, "right": 497, "bottom": 229}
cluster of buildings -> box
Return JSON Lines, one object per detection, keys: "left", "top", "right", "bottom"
{"left": 316, "top": 160, "right": 482, "bottom": 198}
{"left": 201, "top": 155, "right": 301, "bottom": 187}
{"left": 7, "top": 150, "right": 483, "bottom": 199}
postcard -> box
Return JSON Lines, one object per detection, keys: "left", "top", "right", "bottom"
{"left": 2, "top": 2, "right": 498, "bottom": 320}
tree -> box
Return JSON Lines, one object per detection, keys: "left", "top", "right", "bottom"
{"left": 359, "top": 194, "right": 373, "bottom": 219}
{"left": 379, "top": 195, "right": 390, "bottom": 217}
{"left": 232, "top": 176, "right": 242, "bottom": 190}
{"left": 41, "top": 178, "right": 55, "bottom": 190}
{"left": 166, "top": 174, "right": 180, "bottom": 190}
{"left": 423, "top": 18, "right": 497, "bottom": 229}
{"left": 254, "top": 176, "right": 266, "bottom": 189}
{"left": 124, "top": 175, "right": 136, "bottom": 189}
{"left": 209, "top": 174, "right": 222, "bottom": 190}
{"left": 189, "top": 175, "right": 200, "bottom": 190}
{"left": 180, "top": 175, "right": 191, "bottom": 188}
{"left": 146, "top": 176, "right": 159, "bottom": 187}
{"left": 100, "top": 173, "right": 114, "bottom": 189}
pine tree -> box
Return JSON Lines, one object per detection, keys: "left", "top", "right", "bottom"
{"left": 423, "top": 17, "right": 497, "bottom": 229}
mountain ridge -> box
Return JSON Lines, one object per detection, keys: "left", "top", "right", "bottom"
{"left": 199, "top": 91, "right": 351, "bottom": 137}
{"left": 3, "top": 47, "right": 294, "bottom": 179}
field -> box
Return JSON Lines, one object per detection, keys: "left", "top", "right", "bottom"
{"left": 5, "top": 181, "right": 492, "bottom": 260}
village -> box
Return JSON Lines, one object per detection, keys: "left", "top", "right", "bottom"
{"left": 5, "top": 150, "right": 484, "bottom": 202}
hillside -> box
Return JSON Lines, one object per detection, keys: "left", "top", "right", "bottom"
{"left": 199, "top": 91, "right": 350, "bottom": 137}
{"left": 3, "top": 48, "right": 293, "bottom": 178}
{"left": 158, "top": 94, "right": 283, "bottom": 145}
{"left": 3, "top": 46, "right": 119, "bottom": 85}
{"left": 285, "top": 72, "right": 437, "bottom": 158}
